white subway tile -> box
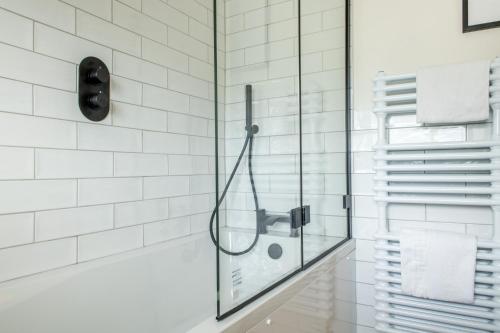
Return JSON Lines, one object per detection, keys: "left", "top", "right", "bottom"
{"left": 143, "top": 84, "right": 189, "bottom": 114}
{"left": 78, "top": 178, "right": 142, "bottom": 205}
{"left": 302, "top": 29, "right": 344, "bottom": 54}
{"left": 78, "top": 123, "right": 142, "bottom": 152}
{"left": 190, "top": 175, "right": 213, "bottom": 194}
{"left": 35, "top": 23, "right": 112, "bottom": 67}
{"left": 78, "top": 226, "right": 143, "bottom": 261}
{"left": 110, "top": 75, "right": 142, "bottom": 105}
{"left": 114, "top": 153, "right": 168, "bottom": 176}
{"left": 353, "top": 152, "right": 375, "bottom": 174}
{"left": 245, "top": 2, "right": 295, "bottom": 29}
{"left": 323, "top": 7, "right": 345, "bottom": 29}
{"left": 0, "top": 179, "right": 76, "bottom": 214}
{"left": 225, "top": 0, "right": 266, "bottom": 16}
{"left": 0, "top": 0, "right": 75, "bottom": 33}
{"left": 189, "top": 18, "right": 212, "bottom": 45}
{"left": 302, "top": 0, "right": 343, "bottom": 15}
{"left": 0, "top": 8, "right": 33, "bottom": 49}
{"left": 325, "top": 174, "right": 347, "bottom": 194}
{"left": 354, "top": 195, "right": 377, "bottom": 218}
{"left": 352, "top": 174, "right": 373, "bottom": 195}
{"left": 168, "top": 28, "right": 208, "bottom": 61}
{"left": 325, "top": 215, "right": 348, "bottom": 237}
{"left": 227, "top": 26, "right": 266, "bottom": 51}
{"left": 168, "top": 70, "right": 209, "bottom": 99}
{"left": 144, "top": 217, "right": 190, "bottom": 245}
{"left": 190, "top": 96, "right": 213, "bottom": 119}
{"left": 142, "top": 38, "right": 189, "bottom": 73}
{"left": 351, "top": 130, "right": 377, "bottom": 152}
{"left": 62, "top": 0, "right": 112, "bottom": 20}
{"left": 143, "top": 176, "right": 190, "bottom": 199}
{"left": 168, "top": 155, "right": 193, "bottom": 175}
{"left": 301, "top": 13, "right": 322, "bottom": 35}
{"left": 325, "top": 132, "right": 346, "bottom": 153}
{"left": 302, "top": 153, "right": 345, "bottom": 174}
{"left": 189, "top": 212, "right": 209, "bottom": 233}
{"left": 143, "top": 131, "right": 189, "bottom": 154}
{"left": 112, "top": 101, "right": 167, "bottom": 131}
{"left": 34, "top": 86, "right": 111, "bottom": 124}
{"left": 35, "top": 149, "right": 113, "bottom": 179}
{"left": 0, "top": 213, "right": 33, "bottom": 249}
{"left": 324, "top": 48, "right": 345, "bottom": 70}
{"left": 35, "top": 205, "right": 113, "bottom": 241}
{"left": 0, "top": 238, "right": 76, "bottom": 282}
{"left": 268, "top": 57, "right": 298, "bottom": 79}
{"left": 0, "top": 113, "right": 76, "bottom": 149}
{"left": 168, "top": 0, "right": 207, "bottom": 24}
{"left": 245, "top": 39, "right": 295, "bottom": 65}
{"left": 168, "top": 113, "right": 208, "bottom": 136}
{"left": 114, "top": 51, "right": 167, "bottom": 87}
{"left": 353, "top": 112, "right": 377, "bottom": 131}
{"left": 302, "top": 69, "right": 345, "bottom": 93}
{"left": 115, "top": 198, "right": 169, "bottom": 227}
{"left": 77, "top": 10, "right": 140, "bottom": 56}
{"left": 323, "top": 90, "right": 346, "bottom": 111}
{"left": 189, "top": 136, "right": 214, "bottom": 156}
{"left": 0, "top": 147, "right": 34, "bottom": 180}
{"left": 268, "top": 19, "right": 297, "bottom": 42}
{"left": 0, "top": 77, "right": 32, "bottom": 115}
{"left": 142, "top": 0, "right": 188, "bottom": 33}
{"left": 116, "top": 0, "right": 141, "bottom": 10}
{"left": 113, "top": 1, "right": 167, "bottom": 44}
{"left": 252, "top": 155, "right": 295, "bottom": 174}
{"left": 189, "top": 58, "right": 213, "bottom": 82}
{"left": 169, "top": 194, "right": 209, "bottom": 217}
{"left": 226, "top": 15, "right": 244, "bottom": 34}
{"left": 0, "top": 43, "right": 76, "bottom": 91}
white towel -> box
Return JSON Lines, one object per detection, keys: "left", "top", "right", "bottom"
{"left": 416, "top": 61, "right": 490, "bottom": 124}
{"left": 400, "top": 229, "right": 477, "bottom": 303}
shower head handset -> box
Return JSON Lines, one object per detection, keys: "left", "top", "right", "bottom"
{"left": 209, "top": 84, "right": 307, "bottom": 256}
{"left": 245, "top": 84, "right": 259, "bottom": 135}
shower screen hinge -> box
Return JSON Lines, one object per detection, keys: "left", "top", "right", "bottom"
{"left": 343, "top": 195, "right": 352, "bottom": 210}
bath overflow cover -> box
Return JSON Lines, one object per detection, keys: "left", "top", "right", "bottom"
{"left": 268, "top": 243, "right": 283, "bottom": 260}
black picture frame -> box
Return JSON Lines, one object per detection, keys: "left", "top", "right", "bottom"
{"left": 463, "top": 0, "right": 500, "bottom": 33}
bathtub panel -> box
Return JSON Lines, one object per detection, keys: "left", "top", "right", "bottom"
{"left": 0, "top": 235, "right": 215, "bottom": 333}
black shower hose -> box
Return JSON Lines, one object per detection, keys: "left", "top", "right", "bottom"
{"left": 209, "top": 130, "right": 260, "bottom": 256}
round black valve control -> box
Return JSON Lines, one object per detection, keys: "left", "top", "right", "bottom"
{"left": 79, "top": 57, "right": 110, "bottom": 122}
{"left": 87, "top": 66, "right": 109, "bottom": 84}
{"left": 87, "top": 93, "right": 108, "bottom": 109}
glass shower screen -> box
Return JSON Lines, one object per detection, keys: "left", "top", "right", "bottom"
{"left": 212, "top": 0, "right": 350, "bottom": 319}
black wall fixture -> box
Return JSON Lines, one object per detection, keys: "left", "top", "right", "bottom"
{"left": 79, "top": 57, "right": 110, "bottom": 122}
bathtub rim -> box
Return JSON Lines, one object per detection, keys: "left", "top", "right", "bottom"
{"left": 188, "top": 238, "right": 356, "bottom": 333}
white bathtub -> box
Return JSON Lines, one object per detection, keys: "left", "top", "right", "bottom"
{"left": 0, "top": 229, "right": 350, "bottom": 333}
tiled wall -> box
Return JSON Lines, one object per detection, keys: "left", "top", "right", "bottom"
{"left": 351, "top": 0, "right": 500, "bottom": 331}
{"left": 0, "top": 0, "right": 216, "bottom": 284}
{"left": 222, "top": 0, "right": 348, "bottom": 240}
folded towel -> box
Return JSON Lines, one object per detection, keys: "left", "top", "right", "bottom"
{"left": 400, "top": 229, "right": 477, "bottom": 303}
{"left": 416, "top": 61, "right": 490, "bottom": 124}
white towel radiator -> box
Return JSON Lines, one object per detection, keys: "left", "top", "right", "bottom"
{"left": 373, "top": 58, "right": 500, "bottom": 333}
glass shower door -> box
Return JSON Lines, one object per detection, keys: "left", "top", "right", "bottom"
{"left": 213, "top": 0, "right": 350, "bottom": 319}
{"left": 215, "top": 0, "right": 302, "bottom": 317}
{"left": 300, "top": 1, "right": 350, "bottom": 264}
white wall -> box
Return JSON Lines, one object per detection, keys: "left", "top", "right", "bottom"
{"left": 351, "top": 0, "right": 500, "bottom": 331}
{"left": 0, "top": 0, "right": 215, "bottom": 284}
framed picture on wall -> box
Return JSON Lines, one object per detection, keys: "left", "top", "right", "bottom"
{"left": 463, "top": 0, "right": 500, "bottom": 32}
